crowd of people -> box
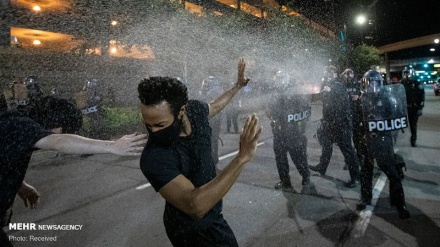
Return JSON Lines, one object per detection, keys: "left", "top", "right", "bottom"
{"left": 1, "top": 57, "right": 425, "bottom": 246}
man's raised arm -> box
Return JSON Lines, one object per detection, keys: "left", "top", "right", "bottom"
{"left": 208, "top": 57, "right": 250, "bottom": 119}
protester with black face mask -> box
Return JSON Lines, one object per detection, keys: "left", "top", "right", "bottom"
{"left": 144, "top": 115, "right": 183, "bottom": 147}
{"left": 138, "top": 58, "right": 262, "bottom": 247}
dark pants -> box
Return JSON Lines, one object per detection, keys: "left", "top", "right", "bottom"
{"left": 226, "top": 109, "right": 239, "bottom": 133}
{"left": 352, "top": 120, "right": 364, "bottom": 165}
{"left": 165, "top": 215, "right": 238, "bottom": 247}
{"left": 318, "top": 125, "right": 360, "bottom": 181}
{"left": 273, "top": 133, "right": 310, "bottom": 183}
{"left": 407, "top": 107, "right": 419, "bottom": 144}
{"left": 360, "top": 135, "right": 405, "bottom": 207}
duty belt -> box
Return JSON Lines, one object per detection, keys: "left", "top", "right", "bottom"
{"left": 81, "top": 105, "right": 98, "bottom": 115}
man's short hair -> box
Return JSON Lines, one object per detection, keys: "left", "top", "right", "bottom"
{"left": 138, "top": 77, "right": 188, "bottom": 116}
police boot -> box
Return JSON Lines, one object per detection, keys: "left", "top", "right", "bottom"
{"left": 356, "top": 200, "right": 371, "bottom": 211}
{"left": 344, "top": 179, "right": 359, "bottom": 188}
{"left": 274, "top": 181, "right": 293, "bottom": 191}
{"left": 309, "top": 164, "right": 326, "bottom": 176}
{"left": 410, "top": 137, "right": 417, "bottom": 147}
{"left": 396, "top": 205, "right": 410, "bottom": 219}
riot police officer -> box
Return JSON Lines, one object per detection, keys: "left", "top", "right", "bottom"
{"left": 341, "top": 69, "right": 363, "bottom": 167}
{"left": 357, "top": 70, "right": 410, "bottom": 219}
{"left": 401, "top": 67, "right": 425, "bottom": 147}
{"left": 74, "top": 78, "right": 105, "bottom": 138}
{"left": 309, "top": 66, "right": 360, "bottom": 188}
{"left": 198, "top": 76, "right": 224, "bottom": 168}
{"left": 266, "top": 71, "right": 311, "bottom": 190}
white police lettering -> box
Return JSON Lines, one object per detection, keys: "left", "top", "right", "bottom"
{"left": 368, "top": 117, "right": 407, "bottom": 132}
{"left": 81, "top": 106, "right": 98, "bottom": 115}
{"left": 287, "top": 109, "right": 311, "bottom": 122}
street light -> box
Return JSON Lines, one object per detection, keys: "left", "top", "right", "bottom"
{"left": 356, "top": 14, "right": 366, "bottom": 25}
{"left": 355, "top": 14, "right": 367, "bottom": 44}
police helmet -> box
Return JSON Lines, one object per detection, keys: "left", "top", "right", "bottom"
{"left": 362, "top": 70, "right": 383, "bottom": 93}
{"left": 341, "top": 69, "right": 354, "bottom": 81}
{"left": 402, "top": 67, "right": 415, "bottom": 79}
{"left": 86, "top": 79, "right": 98, "bottom": 91}
{"left": 200, "top": 76, "right": 220, "bottom": 95}
{"left": 323, "top": 65, "right": 338, "bottom": 83}
{"left": 273, "top": 70, "right": 290, "bottom": 90}
{"left": 24, "top": 75, "right": 43, "bottom": 100}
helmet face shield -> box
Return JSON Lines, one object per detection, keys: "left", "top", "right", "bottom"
{"left": 362, "top": 70, "right": 383, "bottom": 93}
{"left": 273, "top": 71, "right": 290, "bottom": 91}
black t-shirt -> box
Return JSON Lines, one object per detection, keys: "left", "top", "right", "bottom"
{"left": 140, "top": 100, "right": 221, "bottom": 233}
{"left": 0, "top": 111, "right": 52, "bottom": 217}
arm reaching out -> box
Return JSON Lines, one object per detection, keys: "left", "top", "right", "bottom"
{"left": 208, "top": 57, "right": 250, "bottom": 119}
{"left": 34, "top": 133, "right": 148, "bottom": 156}
{"left": 158, "top": 114, "right": 262, "bottom": 219}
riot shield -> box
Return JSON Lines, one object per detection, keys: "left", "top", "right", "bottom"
{"left": 285, "top": 93, "right": 312, "bottom": 124}
{"left": 361, "top": 84, "right": 408, "bottom": 133}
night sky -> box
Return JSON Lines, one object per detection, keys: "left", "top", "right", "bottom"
{"left": 290, "top": 0, "right": 440, "bottom": 59}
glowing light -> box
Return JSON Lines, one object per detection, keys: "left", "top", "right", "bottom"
{"left": 435, "top": 39, "right": 439, "bottom": 44}
{"left": 111, "top": 21, "right": 118, "bottom": 26}
{"left": 428, "top": 59, "right": 434, "bottom": 63}
{"left": 33, "top": 40, "right": 41, "bottom": 45}
{"left": 356, "top": 15, "right": 366, "bottom": 25}
{"left": 111, "top": 47, "right": 117, "bottom": 53}
{"left": 430, "top": 48, "right": 435, "bottom": 52}
{"left": 33, "top": 6, "right": 41, "bottom": 11}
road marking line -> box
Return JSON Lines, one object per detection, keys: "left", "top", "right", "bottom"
{"left": 352, "top": 172, "right": 387, "bottom": 238}
{"left": 136, "top": 183, "right": 151, "bottom": 190}
{"left": 136, "top": 142, "right": 265, "bottom": 190}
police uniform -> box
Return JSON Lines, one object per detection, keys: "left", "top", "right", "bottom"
{"left": 309, "top": 79, "right": 360, "bottom": 187}
{"left": 357, "top": 71, "right": 410, "bottom": 219}
{"left": 267, "top": 91, "right": 311, "bottom": 188}
{"left": 401, "top": 77, "right": 425, "bottom": 147}
{"left": 74, "top": 80, "right": 105, "bottom": 139}
{"left": 344, "top": 77, "right": 363, "bottom": 162}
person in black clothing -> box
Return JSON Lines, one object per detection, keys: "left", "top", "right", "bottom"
{"left": 6, "top": 76, "right": 83, "bottom": 135}
{"left": 309, "top": 66, "right": 360, "bottom": 188}
{"left": 1, "top": 85, "right": 147, "bottom": 247}
{"left": 266, "top": 71, "right": 311, "bottom": 190}
{"left": 138, "top": 58, "right": 262, "bottom": 247}
{"left": 356, "top": 69, "right": 410, "bottom": 219}
{"left": 341, "top": 68, "right": 363, "bottom": 168}
{"left": 401, "top": 68, "right": 425, "bottom": 147}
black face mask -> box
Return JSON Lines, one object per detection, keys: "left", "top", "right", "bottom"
{"left": 146, "top": 115, "right": 183, "bottom": 147}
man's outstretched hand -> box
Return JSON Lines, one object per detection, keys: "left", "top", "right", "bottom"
{"left": 236, "top": 57, "right": 250, "bottom": 88}
{"left": 111, "top": 133, "right": 148, "bottom": 156}
{"left": 238, "top": 114, "right": 262, "bottom": 164}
